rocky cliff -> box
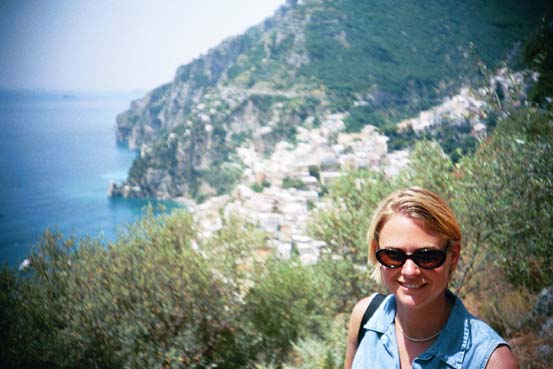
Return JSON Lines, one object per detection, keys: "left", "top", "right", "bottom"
{"left": 112, "top": 0, "right": 545, "bottom": 200}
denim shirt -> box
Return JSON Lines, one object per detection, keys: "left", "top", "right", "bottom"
{"left": 351, "top": 291, "right": 508, "bottom": 369}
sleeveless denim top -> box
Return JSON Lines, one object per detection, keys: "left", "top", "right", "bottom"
{"left": 351, "top": 291, "right": 508, "bottom": 369}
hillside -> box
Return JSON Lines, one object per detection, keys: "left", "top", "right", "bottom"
{"left": 111, "top": 0, "right": 547, "bottom": 201}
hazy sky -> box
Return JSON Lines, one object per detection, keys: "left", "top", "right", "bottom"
{"left": 0, "top": 0, "right": 285, "bottom": 92}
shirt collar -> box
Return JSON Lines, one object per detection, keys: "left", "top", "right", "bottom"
{"left": 364, "top": 291, "right": 471, "bottom": 369}
{"left": 364, "top": 294, "right": 396, "bottom": 334}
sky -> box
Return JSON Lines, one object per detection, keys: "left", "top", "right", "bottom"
{"left": 0, "top": 0, "right": 285, "bottom": 92}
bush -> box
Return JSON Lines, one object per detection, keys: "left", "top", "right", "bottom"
{"left": 244, "top": 257, "right": 333, "bottom": 364}
{"left": 282, "top": 177, "right": 307, "bottom": 190}
{"left": 281, "top": 314, "right": 348, "bottom": 369}
{"left": 4, "top": 208, "right": 363, "bottom": 369}
{"left": 308, "top": 169, "right": 394, "bottom": 265}
{"left": 314, "top": 257, "right": 377, "bottom": 315}
{"left": 307, "top": 165, "right": 321, "bottom": 182}
{"left": 454, "top": 109, "right": 553, "bottom": 291}
{"left": 201, "top": 165, "right": 242, "bottom": 195}
{"left": 0, "top": 233, "right": 69, "bottom": 369}
{"left": 0, "top": 209, "right": 267, "bottom": 369}
{"left": 251, "top": 179, "right": 271, "bottom": 193}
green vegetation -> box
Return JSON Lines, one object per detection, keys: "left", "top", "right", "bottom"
{"left": 244, "top": 258, "right": 335, "bottom": 364}
{"left": 251, "top": 179, "right": 271, "bottom": 193}
{"left": 455, "top": 109, "right": 553, "bottom": 290}
{"left": 524, "top": 17, "right": 553, "bottom": 106}
{"left": 308, "top": 165, "right": 320, "bottom": 182}
{"left": 309, "top": 169, "right": 391, "bottom": 265}
{"left": 282, "top": 176, "right": 307, "bottom": 190}
{"left": 301, "top": 0, "right": 544, "bottom": 121}
{"left": 383, "top": 120, "right": 479, "bottom": 163}
{"left": 200, "top": 164, "right": 243, "bottom": 196}
{"left": 2, "top": 100, "right": 552, "bottom": 367}
{"left": 0, "top": 208, "right": 369, "bottom": 369}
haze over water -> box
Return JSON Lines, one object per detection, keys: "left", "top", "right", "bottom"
{"left": 0, "top": 90, "right": 176, "bottom": 266}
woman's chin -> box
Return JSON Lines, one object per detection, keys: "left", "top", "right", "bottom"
{"left": 395, "top": 286, "right": 429, "bottom": 307}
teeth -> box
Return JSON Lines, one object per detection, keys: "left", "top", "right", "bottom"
{"left": 403, "top": 284, "right": 422, "bottom": 289}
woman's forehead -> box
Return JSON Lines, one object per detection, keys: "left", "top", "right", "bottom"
{"left": 379, "top": 213, "right": 445, "bottom": 247}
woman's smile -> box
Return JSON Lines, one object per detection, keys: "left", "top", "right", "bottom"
{"left": 399, "top": 282, "right": 425, "bottom": 290}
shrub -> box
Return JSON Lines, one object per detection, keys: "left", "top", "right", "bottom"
{"left": 454, "top": 109, "right": 553, "bottom": 291}
{"left": 201, "top": 165, "right": 242, "bottom": 195}
{"left": 251, "top": 182, "right": 264, "bottom": 193}
{"left": 251, "top": 179, "right": 271, "bottom": 193}
{"left": 308, "top": 169, "right": 393, "bottom": 265}
{"left": 282, "top": 314, "right": 349, "bottom": 369}
{"left": 244, "top": 257, "right": 333, "bottom": 364}
{"left": 0, "top": 209, "right": 267, "bottom": 369}
{"left": 319, "top": 257, "right": 378, "bottom": 315}
{"left": 307, "top": 165, "right": 321, "bottom": 182}
{"left": 282, "top": 177, "right": 307, "bottom": 190}
{"left": 0, "top": 233, "right": 69, "bottom": 369}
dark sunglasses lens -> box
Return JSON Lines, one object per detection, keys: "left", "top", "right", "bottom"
{"left": 376, "top": 249, "right": 405, "bottom": 268}
{"left": 412, "top": 249, "right": 447, "bottom": 269}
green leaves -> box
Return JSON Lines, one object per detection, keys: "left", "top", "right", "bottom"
{"left": 0, "top": 210, "right": 255, "bottom": 369}
{"left": 244, "top": 258, "right": 334, "bottom": 364}
{"left": 309, "top": 169, "right": 392, "bottom": 265}
{"left": 454, "top": 109, "right": 553, "bottom": 290}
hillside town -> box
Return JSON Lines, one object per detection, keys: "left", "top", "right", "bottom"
{"left": 176, "top": 69, "right": 528, "bottom": 263}
{"left": 178, "top": 113, "right": 396, "bottom": 263}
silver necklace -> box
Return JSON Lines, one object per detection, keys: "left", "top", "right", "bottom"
{"left": 396, "top": 322, "right": 442, "bottom": 342}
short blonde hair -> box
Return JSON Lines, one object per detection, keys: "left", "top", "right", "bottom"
{"left": 367, "top": 187, "right": 461, "bottom": 273}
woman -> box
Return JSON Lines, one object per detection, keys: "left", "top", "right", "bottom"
{"left": 344, "top": 187, "right": 518, "bottom": 369}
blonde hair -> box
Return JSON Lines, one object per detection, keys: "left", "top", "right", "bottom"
{"left": 367, "top": 187, "right": 461, "bottom": 279}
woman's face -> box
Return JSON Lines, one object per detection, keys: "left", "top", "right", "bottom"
{"left": 377, "top": 213, "right": 459, "bottom": 310}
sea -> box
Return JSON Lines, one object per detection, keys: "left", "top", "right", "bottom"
{"left": 0, "top": 90, "right": 178, "bottom": 267}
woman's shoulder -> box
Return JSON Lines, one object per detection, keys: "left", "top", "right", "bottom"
{"left": 348, "top": 293, "right": 385, "bottom": 330}
{"left": 485, "top": 345, "right": 519, "bottom": 369}
{"left": 352, "top": 294, "right": 378, "bottom": 314}
{"left": 351, "top": 292, "right": 387, "bottom": 322}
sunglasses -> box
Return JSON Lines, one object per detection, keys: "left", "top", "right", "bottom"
{"left": 375, "top": 244, "right": 449, "bottom": 270}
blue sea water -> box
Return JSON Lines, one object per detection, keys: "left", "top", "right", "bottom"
{"left": 0, "top": 90, "right": 177, "bottom": 266}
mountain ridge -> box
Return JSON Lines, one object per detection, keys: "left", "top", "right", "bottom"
{"left": 112, "top": 0, "right": 546, "bottom": 200}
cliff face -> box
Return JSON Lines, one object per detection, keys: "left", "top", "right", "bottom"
{"left": 112, "top": 0, "right": 544, "bottom": 200}
{"left": 115, "top": 2, "right": 312, "bottom": 151}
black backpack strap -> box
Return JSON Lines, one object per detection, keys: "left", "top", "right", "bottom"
{"left": 357, "top": 293, "right": 385, "bottom": 346}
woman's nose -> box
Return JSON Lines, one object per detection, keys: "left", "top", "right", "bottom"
{"left": 401, "top": 258, "right": 421, "bottom": 276}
